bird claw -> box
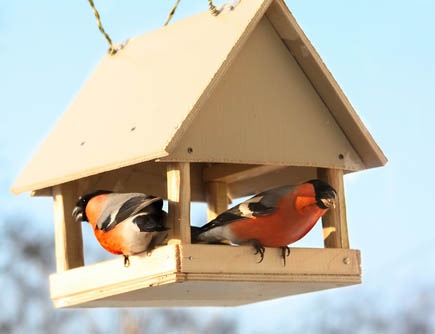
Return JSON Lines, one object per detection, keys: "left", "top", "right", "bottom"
{"left": 249, "top": 240, "right": 265, "bottom": 263}
{"left": 255, "top": 247, "right": 265, "bottom": 263}
{"left": 281, "top": 246, "right": 291, "bottom": 266}
{"left": 123, "top": 255, "right": 130, "bottom": 267}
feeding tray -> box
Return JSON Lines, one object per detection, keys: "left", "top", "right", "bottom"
{"left": 50, "top": 244, "right": 361, "bottom": 308}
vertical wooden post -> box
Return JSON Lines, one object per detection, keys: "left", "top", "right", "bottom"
{"left": 167, "top": 162, "right": 191, "bottom": 244}
{"left": 52, "top": 183, "right": 84, "bottom": 272}
{"left": 206, "top": 181, "right": 229, "bottom": 221}
{"left": 317, "top": 168, "right": 349, "bottom": 249}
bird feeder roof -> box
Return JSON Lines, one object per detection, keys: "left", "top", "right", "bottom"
{"left": 11, "top": 0, "right": 387, "bottom": 195}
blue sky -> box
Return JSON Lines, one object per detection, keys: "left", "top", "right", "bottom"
{"left": 2, "top": 0, "right": 435, "bottom": 332}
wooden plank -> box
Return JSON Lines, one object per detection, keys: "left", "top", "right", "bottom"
{"left": 49, "top": 245, "right": 360, "bottom": 308}
{"left": 31, "top": 188, "right": 52, "bottom": 197}
{"left": 317, "top": 168, "right": 349, "bottom": 248}
{"left": 179, "top": 244, "right": 359, "bottom": 275}
{"left": 67, "top": 161, "right": 208, "bottom": 203}
{"left": 74, "top": 162, "right": 168, "bottom": 199}
{"left": 206, "top": 182, "right": 229, "bottom": 221}
{"left": 52, "top": 183, "right": 84, "bottom": 272}
{"left": 76, "top": 278, "right": 359, "bottom": 307}
{"left": 203, "top": 164, "right": 287, "bottom": 183}
{"left": 227, "top": 166, "right": 316, "bottom": 199}
{"left": 166, "top": 163, "right": 191, "bottom": 244}
{"left": 50, "top": 245, "right": 179, "bottom": 308}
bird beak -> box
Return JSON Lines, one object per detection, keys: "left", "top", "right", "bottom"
{"left": 320, "top": 197, "right": 336, "bottom": 209}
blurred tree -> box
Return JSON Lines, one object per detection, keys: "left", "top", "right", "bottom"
{"left": 0, "top": 216, "right": 237, "bottom": 333}
{"left": 0, "top": 217, "right": 103, "bottom": 333}
{"left": 300, "top": 286, "right": 435, "bottom": 334}
{"left": 118, "top": 308, "right": 237, "bottom": 334}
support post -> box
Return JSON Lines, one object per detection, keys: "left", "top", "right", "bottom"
{"left": 206, "top": 181, "right": 229, "bottom": 221}
{"left": 52, "top": 183, "right": 84, "bottom": 272}
{"left": 167, "top": 162, "right": 191, "bottom": 244}
{"left": 317, "top": 168, "right": 349, "bottom": 248}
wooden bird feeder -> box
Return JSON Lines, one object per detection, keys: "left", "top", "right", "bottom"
{"left": 12, "top": 0, "right": 386, "bottom": 308}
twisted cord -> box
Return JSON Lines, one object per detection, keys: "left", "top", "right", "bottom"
{"left": 164, "top": 0, "right": 181, "bottom": 26}
{"left": 87, "top": 0, "right": 117, "bottom": 55}
{"left": 208, "top": 0, "right": 220, "bottom": 16}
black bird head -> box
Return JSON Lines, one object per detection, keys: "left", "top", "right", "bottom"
{"left": 306, "top": 179, "right": 337, "bottom": 210}
{"left": 72, "top": 190, "right": 112, "bottom": 223}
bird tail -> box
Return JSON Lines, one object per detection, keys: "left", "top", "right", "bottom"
{"left": 190, "top": 226, "right": 203, "bottom": 243}
{"left": 133, "top": 213, "right": 169, "bottom": 232}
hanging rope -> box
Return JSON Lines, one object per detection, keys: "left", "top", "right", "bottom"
{"left": 208, "top": 0, "right": 241, "bottom": 16}
{"left": 164, "top": 0, "right": 181, "bottom": 26}
{"left": 208, "top": 0, "right": 220, "bottom": 16}
{"left": 87, "top": 0, "right": 118, "bottom": 55}
{"left": 87, "top": 0, "right": 181, "bottom": 53}
{"left": 87, "top": 1, "right": 241, "bottom": 54}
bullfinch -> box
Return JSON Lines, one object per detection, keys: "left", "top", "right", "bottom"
{"left": 72, "top": 190, "right": 168, "bottom": 266}
{"left": 191, "top": 179, "right": 336, "bottom": 264}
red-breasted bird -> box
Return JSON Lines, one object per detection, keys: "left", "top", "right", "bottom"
{"left": 72, "top": 190, "right": 168, "bottom": 266}
{"left": 191, "top": 179, "right": 336, "bottom": 265}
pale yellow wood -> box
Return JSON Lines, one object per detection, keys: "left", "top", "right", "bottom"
{"left": 74, "top": 161, "right": 169, "bottom": 199}
{"left": 166, "top": 163, "right": 191, "bottom": 244}
{"left": 161, "top": 16, "right": 365, "bottom": 171}
{"left": 13, "top": 0, "right": 381, "bottom": 309}
{"left": 206, "top": 182, "right": 229, "bottom": 221}
{"left": 11, "top": 0, "right": 386, "bottom": 196}
{"left": 266, "top": 0, "right": 388, "bottom": 169}
{"left": 227, "top": 165, "right": 317, "bottom": 199}
{"left": 67, "top": 278, "right": 359, "bottom": 307}
{"left": 49, "top": 245, "right": 360, "bottom": 308}
{"left": 49, "top": 244, "right": 179, "bottom": 307}
{"left": 179, "top": 244, "right": 358, "bottom": 275}
{"left": 31, "top": 188, "right": 52, "bottom": 197}
{"left": 43, "top": 162, "right": 314, "bottom": 204}
{"left": 11, "top": 0, "right": 272, "bottom": 195}
{"left": 52, "top": 183, "right": 84, "bottom": 272}
{"left": 203, "top": 164, "right": 287, "bottom": 183}
{"left": 317, "top": 168, "right": 349, "bottom": 248}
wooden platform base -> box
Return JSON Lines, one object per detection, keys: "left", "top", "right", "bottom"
{"left": 50, "top": 244, "right": 361, "bottom": 308}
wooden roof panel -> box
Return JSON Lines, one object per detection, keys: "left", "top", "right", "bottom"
{"left": 266, "top": 1, "right": 387, "bottom": 168}
{"left": 11, "top": 0, "right": 386, "bottom": 194}
{"left": 12, "top": 0, "right": 273, "bottom": 194}
{"left": 162, "top": 16, "right": 365, "bottom": 171}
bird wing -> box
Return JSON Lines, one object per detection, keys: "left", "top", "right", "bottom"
{"left": 98, "top": 193, "right": 163, "bottom": 232}
{"left": 200, "top": 185, "right": 295, "bottom": 232}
